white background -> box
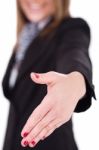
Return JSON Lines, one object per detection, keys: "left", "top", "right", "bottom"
{"left": 0, "top": 0, "right": 99, "bottom": 149}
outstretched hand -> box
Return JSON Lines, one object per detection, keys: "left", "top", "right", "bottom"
{"left": 21, "top": 71, "right": 86, "bottom": 148}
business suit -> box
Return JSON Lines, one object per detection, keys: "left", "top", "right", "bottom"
{"left": 2, "top": 17, "right": 96, "bottom": 150}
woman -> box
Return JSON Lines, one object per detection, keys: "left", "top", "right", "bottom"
{"left": 2, "top": 0, "right": 96, "bottom": 150}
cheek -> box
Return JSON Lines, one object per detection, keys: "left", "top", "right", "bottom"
{"left": 44, "top": 2, "right": 55, "bottom": 16}
{"left": 19, "top": 0, "right": 28, "bottom": 12}
{"left": 18, "top": 0, "right": 25, "bottom": 8}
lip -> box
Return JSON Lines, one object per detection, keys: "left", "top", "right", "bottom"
{"left": 30, "top": 7, "right": 42, "bottom": 11}
{"left": 27, "top": 3, "right": 43, "bottom": 12}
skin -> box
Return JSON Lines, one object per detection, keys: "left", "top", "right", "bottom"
{"left": 19, "top": 0, "right": 86, "bottom": 148}
{"left": 18, "top": 0, "right": 55, "bottom": 22}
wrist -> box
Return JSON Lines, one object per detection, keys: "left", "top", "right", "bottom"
{"left": 67, "top": 71, "right": 86, "bottom": 100}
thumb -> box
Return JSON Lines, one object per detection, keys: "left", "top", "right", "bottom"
{"left": 30, "top": 71, "right": 58, "bottom": 85}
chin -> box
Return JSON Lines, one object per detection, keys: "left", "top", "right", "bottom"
{"left": 28, "top": 14, "right": 45, "bottom": 22}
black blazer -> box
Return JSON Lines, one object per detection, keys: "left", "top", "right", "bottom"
{"left": 2, "top": 17, "right": 96, "bottom": 150}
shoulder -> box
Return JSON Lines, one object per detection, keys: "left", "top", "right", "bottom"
{"left": 57, "top": 17, "right": 91, "bottom": 38}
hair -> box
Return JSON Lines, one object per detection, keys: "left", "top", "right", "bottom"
{"left": 16, "top": 0, "right": 70, "bottom": 37}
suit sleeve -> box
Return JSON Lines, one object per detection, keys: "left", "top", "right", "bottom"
{"left": 55, "top": 18, "right": 96, "bottom": 112}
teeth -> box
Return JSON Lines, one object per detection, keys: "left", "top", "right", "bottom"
{"left": 31, "top": 4, "right": 41, "bottom": 10}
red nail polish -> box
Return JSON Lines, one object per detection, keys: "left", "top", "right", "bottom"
{"left": 34, "top": 73, "right": 39, "bottom": 78}
{"left": 31, "top": 140, "right": 36, "bottom": 146}
{"left": 23, "top": 141, "right": 28, "bottom": 146}
{"left": 23, "top": 132, "right": 28, "bottom": 137}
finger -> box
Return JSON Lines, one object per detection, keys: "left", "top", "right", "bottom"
{"left": 29, "top": 120, "right": 60, "bottom": 147}
{"left": 28, "top": 119, "right": 61, "bottom": 148}
{"left": 28, "top": 135, "right": 40, "bottom": 148}
{"left": 27, "top": 109, "right": 56, "bottom": 138}
{"left": 30, "top": 71, "right": 59, "bottom": 85}
{"left": 21, "top": 95, "right": 51, "bottom": 137}
{"left": 21, "top": 109, "right": 56, "bottom": 145}
{"left": 21, "top": 136, "right": 37, "bottom": 148}
{"left": 42, "top": 121, "right": 64, "bottom": 140}
{"left": 41, "top": 128, "right": 55, "bottom": 140}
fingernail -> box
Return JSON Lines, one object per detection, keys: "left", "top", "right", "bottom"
{"left": 31, "top": 140, "right": 36, "bottom": 146}
{"left": 23, "top": 132, "right": 28, "bottom": 137}
{"left": 34, "top": 73, "right": 39, "bottom": 78}
{"left": 23, "top": 141, "right": 28, "bottom": 146}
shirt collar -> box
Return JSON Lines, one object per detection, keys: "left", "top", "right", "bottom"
{"left": 31, "top": 16, "right": 52, "bottom": 31}
{"left": 37, "top": 16, "right": 52, "bottom": 30}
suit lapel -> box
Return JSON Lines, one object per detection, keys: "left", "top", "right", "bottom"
{"left": 14, "top": 17, "right": 56, "bottom": 86}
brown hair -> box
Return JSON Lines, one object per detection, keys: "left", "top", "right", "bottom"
{"left": 16, "top": 0, "right": 70, "bottom": 38}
